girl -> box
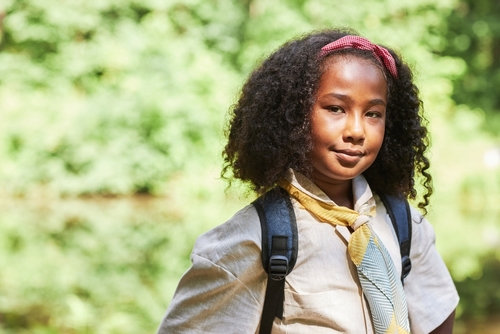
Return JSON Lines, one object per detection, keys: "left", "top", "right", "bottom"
{"left": 157, "top": 29, "right": 458, "bottom": 334}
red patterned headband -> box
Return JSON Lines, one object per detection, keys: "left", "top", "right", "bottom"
{"left": 320, "top": 35, "right": 398, "bottom": 78}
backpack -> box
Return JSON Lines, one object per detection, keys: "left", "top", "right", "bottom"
{"left": 252, "top": 187, "right": 412, "bottom": 334}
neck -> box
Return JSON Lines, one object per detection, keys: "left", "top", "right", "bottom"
{"left": 312, "top": 177, "right": 354, "bottom": 209}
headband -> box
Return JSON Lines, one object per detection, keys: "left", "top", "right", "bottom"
{"left": 320, "top": 35, "right": 398, "bottom": 78}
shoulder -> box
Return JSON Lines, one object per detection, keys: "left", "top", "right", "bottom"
{"left": 374, "top": 193, "right": 435, "bottom": 244}
{"left": 192, "top": 204, "right": 263, "bottom": 276}
{"left": 408, "top": 206, "right": 437, "bottom": 249}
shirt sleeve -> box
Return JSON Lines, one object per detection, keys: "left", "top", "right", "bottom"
{"left": 404, "top": 208, "right": 459, "bottom": 334}
{"left": 156, "top": 206, "right": 266, "bottom": 334}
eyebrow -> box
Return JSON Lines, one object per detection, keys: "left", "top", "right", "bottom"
{"left": 323, "top": 93, "right": 387, "bottom": 106}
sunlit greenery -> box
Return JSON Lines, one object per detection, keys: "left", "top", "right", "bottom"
{"left": 0, "top": 0, "right": 499, "bottom": 333}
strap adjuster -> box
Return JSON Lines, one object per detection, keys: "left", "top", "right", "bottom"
{"left": 269, "top": 255, "right": 288, "bottom": 281}
{"left": 401, "top": 255, "right": 412, "bottom": 279}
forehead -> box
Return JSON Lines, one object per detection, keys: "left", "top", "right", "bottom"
{"left": 317, "top": 55, "right": 388, "bottom": 101}
{"left": 321, "top": 53, "right": 386, "bottom": 79}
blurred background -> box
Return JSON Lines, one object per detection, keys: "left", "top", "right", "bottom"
{"left": 0, "top": 0, "right": 499, "bottom": 333}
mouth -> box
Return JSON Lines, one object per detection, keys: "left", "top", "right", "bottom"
{"left": 333, "top": 149, "right": 365, "bottom": 164}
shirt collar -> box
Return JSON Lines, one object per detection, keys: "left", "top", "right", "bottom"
{"left": 284, "top": 169, "right": 376, "bottom": 214}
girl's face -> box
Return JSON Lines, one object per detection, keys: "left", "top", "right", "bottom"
{"left": 310, "top": 55, "right": 387, "bottom": 187}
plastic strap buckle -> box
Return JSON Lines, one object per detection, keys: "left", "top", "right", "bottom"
{"left": 269, "top": 255, "right": 288, "bottom": 281}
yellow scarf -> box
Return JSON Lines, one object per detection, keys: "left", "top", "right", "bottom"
{"left": 278, "top": 178, "right": 410, "bottom": 334}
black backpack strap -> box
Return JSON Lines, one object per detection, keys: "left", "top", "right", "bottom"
{"left": 252, "top": 187, "right": 298, "bottom": 334}
{"left": 377, "top": 192, "right": 412, "bottom": 284}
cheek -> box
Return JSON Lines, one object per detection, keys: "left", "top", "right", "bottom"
{"left": 378, "top": 125, "right": 386, "bottom": 144}
{"left": 311, "top": 114, "right": 341, "bottom": 140}
{"left": 367, "top": 122, "right": 385, "bottom": 153}
{"left": 374, "top": 125, "right": 386, "bottom": 151}
{"left": 310, "top": 116, "right": 329, "bottom": 146}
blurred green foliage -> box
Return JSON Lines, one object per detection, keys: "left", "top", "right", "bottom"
{"left": 441, "top": 0, "right": 500, "bottom": 134}
{"left": 0, "top": 0, "right": 238, "bottom": 197}
{"left": 0, "top": 0, "right": 499, "bottom": 332}
{"left": 0, "top": 198, "right": 174, "bottom": 333}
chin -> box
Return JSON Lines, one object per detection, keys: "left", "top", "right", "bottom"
{"left": 314, "top": 171, "right": 361, "bottom": 183}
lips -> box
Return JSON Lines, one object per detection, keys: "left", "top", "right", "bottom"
{"left": 333, "top": 149, "right": 365, "bottom": 164}
{"left": 334, "top": 149, "right": 364, "bottom": 156}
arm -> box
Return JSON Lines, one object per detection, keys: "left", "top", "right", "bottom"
{"left": 430, "top": 309, "right": 456, "bottom": 334}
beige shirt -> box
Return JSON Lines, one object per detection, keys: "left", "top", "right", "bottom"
{"left": 158, "top": 171, "right": 459, "bottom": 334}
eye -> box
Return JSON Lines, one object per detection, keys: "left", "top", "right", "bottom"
{"left": 327, "top": 106, "right": 344, "bottom": 113}
{"left": 366, "top": 111, "right": 383, "bottom": 118}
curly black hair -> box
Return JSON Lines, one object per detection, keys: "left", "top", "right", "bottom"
{"left": 222, "top": 28, "right": 432, "bottom": 212}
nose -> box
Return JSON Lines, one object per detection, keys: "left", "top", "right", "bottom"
{"left": 343, "top": 113, "right": 365, "bottom": 143}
